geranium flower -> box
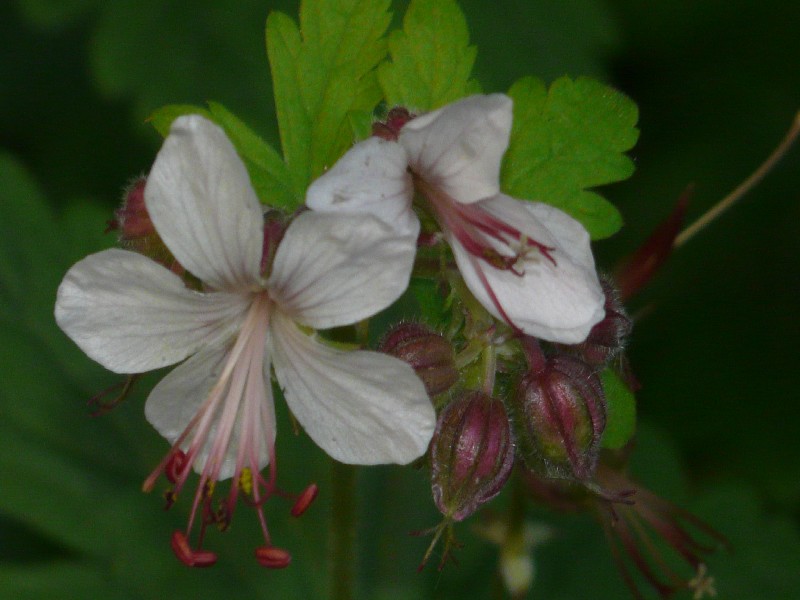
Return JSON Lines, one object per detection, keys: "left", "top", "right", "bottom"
{"left": 306, "top": 95, "right": 605, "bottom": 344}
{"left": 55, "top": 115, "right": 435, "bottom": 566}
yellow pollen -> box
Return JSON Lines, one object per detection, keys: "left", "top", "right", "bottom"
{"left": 239, "top": 468, "right": 253, "bottom": 495}
{"left": 203, "top": 480, "right": 216, "bottom": 499}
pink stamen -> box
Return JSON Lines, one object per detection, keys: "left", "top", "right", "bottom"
{"left": 291, "top": 484, "right": 319, "bottom": 517}
{"left": 141, "top": 292, "right": 315, "bottom": 567}
{"left": 171, "top": 530, "right": 218, "bottom": 568}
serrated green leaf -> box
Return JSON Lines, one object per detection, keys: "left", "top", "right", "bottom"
{"left": 148, "top": 103, "right": 298, "bottom": 209}
{"left": 266, "top": 0, "right": 391, "bottom": 195}
{"left": 207, "top": 102, "right": 297, "bottom": 209}
{"left": 378, "top": 0, "right": 480, "bottom": 111}
{"left": 600, "top": 368, "right": 636, "bottom": 449}
{"left": 501, "top": 76, "right": 639, "bottom": 239}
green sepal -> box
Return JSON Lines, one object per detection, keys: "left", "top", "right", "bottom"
{"left": 599, "top": 368, "right": 637, "bottom": 449}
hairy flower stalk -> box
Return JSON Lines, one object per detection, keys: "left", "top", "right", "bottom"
{"left": 307, "top": 94, "right": 605, "bottom": 344}
{"left": 55, "top": 115, "right": 435, "bottom": 566}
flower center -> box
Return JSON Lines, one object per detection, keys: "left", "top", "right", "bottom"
{"left": 142, "top": 291, "right": 316, "bottom": 567}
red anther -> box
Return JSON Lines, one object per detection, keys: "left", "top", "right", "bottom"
{"left": 290, "top": 483, "right": 319, "bottom": 517}
{"left": 165, "top": 450, "right": 187, "bottom": 484}
{"left": 170, "top": 531, "right": 218, "bottom": 568}
{"left": 255, "top": 546, "right": 292, "bottom": 569}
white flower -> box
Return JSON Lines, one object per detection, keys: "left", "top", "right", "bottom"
{"left": 306, "top": 95, "right": 605, "bottom": 344}
{"left": 55, "top": 115, "right": 435, "bottom": 565}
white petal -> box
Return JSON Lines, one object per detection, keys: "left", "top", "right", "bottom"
{"left": 450, "top": 195, "right": 605, "bottom": 343}
{"left": 305, "top": 137, "right": 418, "bottom": 237}
{"left": 145, "top": 115, "right": 264, "bottom": 290}
{"left": 400, "top": 94, "right": 513, "bottom": 204}
{"left": 144, "top": 345, "right": 275, "bottom": 480}
{"left": 267, "top": 211, "right": 417, "bottom": 329}
{"left": 271, "top": 312, "right": 435, "bottom": 465}
{"left": 55, "top": 248, "right": 249, "bottom": 373}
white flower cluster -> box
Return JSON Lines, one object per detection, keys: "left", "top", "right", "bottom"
{"left": 54, "top": 94, "right": 604, "bottom": 563}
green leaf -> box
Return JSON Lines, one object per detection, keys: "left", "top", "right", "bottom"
{"left": 147, "top": 103, "right": 211, "bottom": 137}
{"left": 148, "top": 103, "right": 298, "bottom": 209}
{"left": 501, "top": 76, "right": 639, "bottom": 239}
{"left": 16, "top": 0, "right": 96, "bottom": 28}
{"left": 0, "top": 562, "right": 115, "bottom": 599}
{"left": 600, "top": 368, "right": 636, "bottom": 449}
{"left": 207, "top": 102, "right": 297, "bottom": 209}
{"left": 378, "top": 0, "right": 480, "bottom": 111}
{"left": 266, "top": 0, "right": 391, "bottom": 195}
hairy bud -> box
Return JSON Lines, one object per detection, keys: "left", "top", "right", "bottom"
{"left": 568, "top": 277, "right": 632, "bottom": 368}
{"left": 510, "top": 355, "right": 606, "bottom": 481}
{"left": 109, "top": 176, "right": 182, "bottom": 273}
{"left": 380, "top": 322, "right": 458, "bottom": 396}
{"left": 430, "top": 392, "right": 515, "bottom": 521}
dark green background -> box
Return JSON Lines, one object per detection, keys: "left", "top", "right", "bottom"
{"left": 1, "top": 0, "right": 798, "bottom": 598}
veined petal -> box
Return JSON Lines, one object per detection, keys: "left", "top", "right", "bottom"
{"left": 400, "top": 94, "right": 513, "bottom": 204}
{"left": 271, "top": 312, "right": 435, "bottom": 465}
{"left": 268, "top": 211, "right": 416, "bottom": 329}
{"left": 450, "top": 195, "right": 605, "bottom": 343}
{"left": 144, "top": 345, "right": 275, "bottom": 480}
{"left": 55, "top": 248, "right": 249, "bottom": 373}
{"left": 145, "top": 115, "right": 264, "bottom": 291}
{"left": 305, "top": 137, "right": 418, "bottom": 237}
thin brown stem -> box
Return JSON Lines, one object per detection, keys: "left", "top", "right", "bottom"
{"left": 674, "top": 110, "right": 800, "bottom": 248}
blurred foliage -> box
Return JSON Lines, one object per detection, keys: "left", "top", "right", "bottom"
{"left": 2, "top": 0, "right": 798, "bottom": 598}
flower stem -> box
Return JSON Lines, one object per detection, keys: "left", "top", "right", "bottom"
{"left": 674, "top": 109, "right": 800, "bottom": 248}
{"left": 329, "top": 459, "right": 357, "bottom": 600}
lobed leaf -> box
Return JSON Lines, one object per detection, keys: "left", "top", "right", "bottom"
{"left": 148, "top": 103, "right": 297, "bottom": 209}
{"left": 501, "top": 76, "right": 639, "bottom": 239}
{"left": 378, "top": 0, "right": 480, "bottom": 111}
{"left": 266, "top": 0, "right": 391, "bottom": 195}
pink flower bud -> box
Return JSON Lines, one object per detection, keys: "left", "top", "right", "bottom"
{"left": 380, "top": 323, "right": 458, "bottom": 397}
{"left": 567, "top": 277, "right": 632, "bottom": 368}
{"left": 372, "top": 107, "right": 415, "bottom": 140}
{"left": 110, "top": 176, "right": 183, "bottom": 274}
{"left": 511, "top": 355, "right": 606, "bottom": 481}
{"left": 113, "top": 177, "right": 152, "bottom": 240}
{"left": 430, "top": 392, "right": 515, "bottom": 521}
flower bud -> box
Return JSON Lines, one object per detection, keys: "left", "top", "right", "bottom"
{"left": 111, "top": 176, "right": 152, "bottom": 240}
{"left": 430, "top": 392, "right": 515, "bottom": 521}
{"left": 380, "top": 323, "right": 458, "bottom": 396}
{"left": 372, "top": 107, "right": 415, "bottom": 140}
{"left": 568, "top": 277, "right": 632, "bottom": 368}
{"left": 109, "top": 176, "right": 182, "bottom": 273}
{"left": 510, "top": 355, "right": 606, "bottom": 482}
